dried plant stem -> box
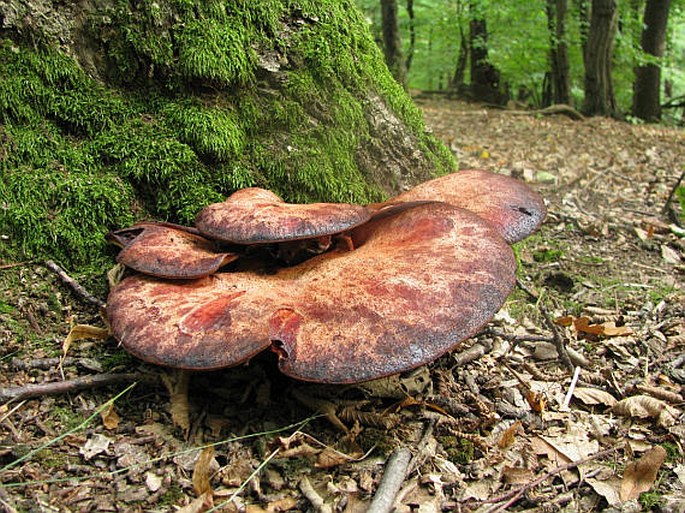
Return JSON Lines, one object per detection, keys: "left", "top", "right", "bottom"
{"left": 367, "top": 447, "right": 412, "bottom": 513}
{"left": 0, "top": 372, "right": 152, "bottom": 403}
{"left": 45, "top": 260, "right": 105, "bottom": 309}
{"left": 483, "top": 445, "right": 621, "bottom": 512}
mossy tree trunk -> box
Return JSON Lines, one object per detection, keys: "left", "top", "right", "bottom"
{"left": 0, "top": 0, "right": 454, "bottom": 270}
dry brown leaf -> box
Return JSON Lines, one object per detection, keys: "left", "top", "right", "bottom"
{"left": 100, "top": 402, "right": 121, "bottom": 430}
{"left": 612, "top": 395, "right": 680, "bottom": 427}
{"left": 161, "top": 370, "right": 191, "bottom": 434}
{"left": 62, "top": 324, "right": 109, "bottom": 357}
{"left": 573, "top": 387, "right": 618, "bottom": 407}
{"left": 620, "top": 446, "right": 667, "bottom": 501}
{"left": 177, "top": 491, "right": 214, "bottom": 513}
{"left": 502, "top": 466, "right": 534, "bottom": 485}
{"left": 497, "top": 421, "right": 522, "bottom": 449}
{"left": 192, "top": 447, "right": 216, "bottom": 497}
{"left": 265, "top": 497, "right": 299, "bottom": 512}
{"left": 316, "top": 446, "right": 361, "bottom": 469}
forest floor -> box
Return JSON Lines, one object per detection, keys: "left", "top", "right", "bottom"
{"left": 1, "top": 98, "right": 684, "bottom": 512}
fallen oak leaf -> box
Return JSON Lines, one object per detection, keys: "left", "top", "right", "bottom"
{"left": 620, "top": 446, "right": 667, "bottom": 502}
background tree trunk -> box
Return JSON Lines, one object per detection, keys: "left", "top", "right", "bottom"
{"left": 381, "top": 0, "right": 408, "bottom": 87}
{"left": 405, "top": 0, "right": 416, "bottom": 73}
{"left": 468, "top": 8, "right": 505, "bottom": 104}
{"left": 0, "top": 0, "right": 453, "bottom": 268}
{"left": 632, "top": 0, "right": 672, "bottom": 121}
{"left": 546, "top": 0, "right": 572, "bottom": 106}
{"left": 583, "top": 0, "right": 619, "bottom": 116}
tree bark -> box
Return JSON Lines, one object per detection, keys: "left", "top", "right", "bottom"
{"left": 380, "top": 0, "right": 408, "bottom": 88}
{"left": 632, "top": 0, "right": 672, "bottom": 121}
{"left": 405, "top": 0, "right": 416, "bottom": 73}
{"left": 546, "top": 0, "right": 572, "bottom": 106}
{"left": 468, "top": 8, "right": 505, "bottom": 104}
{"left": 0, "top": 0, "right": 454, "bottom": 267}
{"left": 583, "top": 0, "right": 618, "bottom": 116}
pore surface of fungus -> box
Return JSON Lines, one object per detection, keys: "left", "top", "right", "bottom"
{"left": 195, "top": 187, "right": 372, "bottom": 244}
{"left": 107, "top": 201, "right": 517, "bottom": 383}
{"left": 386, "top": 169, "right": 546, "bottom": 244}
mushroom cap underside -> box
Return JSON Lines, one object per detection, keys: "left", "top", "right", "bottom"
{"left": 195, "top": 187, "right": 372, "bottom": 244}
{"left": 107, "top": 202, "right": 516, "bottom": 384}
{"left": 387, "top": 170, "right": 546, "bottom": 244}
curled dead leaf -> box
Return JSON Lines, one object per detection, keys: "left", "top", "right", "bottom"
{"left": 192, "top": 447, "right": 216, "bottom": 497}
{"left": 100, "top": 402, "right": 121, "bottom": 430}
{"left": 612, "top": 395, "right": 680, "bottom": 427}
{"left": 620, "top": 446, "right": 667, "bottom": 502}
{"left": 572, "top": 387, "right": 618, "bottom": 408}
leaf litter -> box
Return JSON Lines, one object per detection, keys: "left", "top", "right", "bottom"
{"left": 0, "top": 98, "right": 683, "bottom": 511}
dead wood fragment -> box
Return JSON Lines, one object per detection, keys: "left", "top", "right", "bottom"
{"left": 505, "top": 104, "right": 585, "bottom": 120}
{"left": 45, "top": 260, "right": 106, "bottom": 309}
{"left": 367, "top": 447, "right": 413, "bottom": 513}
{"left": 299, "top": 476, "right": 333, "bottom": 513}
{"left": 452, "top": 340, "right": 493, "bottom": 367}
{"left": 663, "top": 169, "right": 684, "bottom": 227}
{"left": 0, "top": 372, "right": 153, "bottom": 403}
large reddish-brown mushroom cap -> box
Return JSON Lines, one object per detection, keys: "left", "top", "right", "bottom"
{"left": 195, "top": 188, "right": 372, "bottom": 244}
{"left": 107, "top": 202, "right": 516, "bottom": 384}
{"left": 385, "top": 170, "right": 546, "bottom": 244}
{"left": 110, "top": 223, "right": 238, "bottom": 279}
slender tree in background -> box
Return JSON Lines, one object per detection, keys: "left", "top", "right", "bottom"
{"left": 633, "top": 0, "right": 672, "bottom": 121}
{"left": 583, "top": 0, "right": 619, "bottom": 116}
{"left": 405, "top": 0, "right": 416, "bottom": 73}
{"left": 468, "top": 2, "right": 505, "bottom": 104}
{"left": 545, "top": 0, "right": 572, "bottom": 105}
{"left": 381, "top": 0, "right": 408, "bottom": 87}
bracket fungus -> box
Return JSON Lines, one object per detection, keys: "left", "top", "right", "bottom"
{"left": 105, "top": 170, "right": 546, "bottom": 384}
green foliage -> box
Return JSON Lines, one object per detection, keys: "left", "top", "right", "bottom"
{"left": 357, "top": 0, "right": 685, "bottom": 114}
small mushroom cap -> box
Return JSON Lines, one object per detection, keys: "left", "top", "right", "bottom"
{"left": 385, "top": 170, "right": 546, "bottom": 244}
{"left": 195, "top": 188, "right": 372, "bottom": 244}
{"left": 110, "top": 223, "right": 238, "bottom": 279}
{"left": 107, "top": 202, "right": 516, "bottom": 383}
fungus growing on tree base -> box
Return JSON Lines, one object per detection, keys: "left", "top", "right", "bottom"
{"left": 105, "top": 170, "right": 546, "bottom": 384}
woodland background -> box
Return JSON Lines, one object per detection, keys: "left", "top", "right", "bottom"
{"left": 358, "top": 0, "right": 685, "bottom": 124}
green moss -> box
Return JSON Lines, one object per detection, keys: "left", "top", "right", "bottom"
{"left": 1, "top": 0, "right": 454, "bottom": 271}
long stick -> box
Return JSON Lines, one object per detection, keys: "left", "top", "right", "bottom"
{"left": 0, "top": 373, "right": 152, "bottom": 403}
{"left": 45, "top": 260, "right": 105, "bottom": 309}
{"left": 367, "top": 447, "right": 413, "bottom": 513}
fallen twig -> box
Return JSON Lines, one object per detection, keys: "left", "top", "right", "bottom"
{"left": 45, "top": 260, "right": 105, "bottom": 309}
{"left": 0, "top": 261, "right": 31, "bottom": 271}
{"left": 481, "top": 445, "right": 621, "bottom": 512}
{"left": 0, "top": 372, "right": 155, "bottom": 404}
{"left": 367, "top": 447, "right": 412, "bottom": 513}
{"left": 299, "top": 476, "right": 333, "bottom": 513}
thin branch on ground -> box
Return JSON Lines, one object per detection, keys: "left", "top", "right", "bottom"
{"left": 299, "top": 476, "right": 333, "bottom": 513}
{"left": 0, "top": 372, "right": 155, "bottom": 404}
{"left": 44, "top": 260, "right": 106, "bottom": 309}
{"left": 0, "top": 261, "right": 31, "bottom": 271}
{"left": 481, "top": 445, "right": 622, "bottom": 512}
{"left": 367, "top": 447, "right": 413, "bottom": 513}
{"left": 516, "top": 279, "right": 574, "bottom": 371}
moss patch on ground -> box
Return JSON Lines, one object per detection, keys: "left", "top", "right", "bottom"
{"left": 0, "top": 0, "right": 455, "bottom": 272}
